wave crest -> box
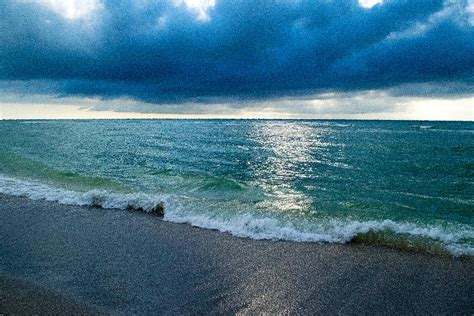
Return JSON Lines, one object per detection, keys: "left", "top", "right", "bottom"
{"left": 1, "top": 174, "right": 472, "bottom": 256}
{"left": 0, "top": 175, "right": 166, "bottom": 214}
{"left": 165, "top": 211, "right": 473, "bottom": 256}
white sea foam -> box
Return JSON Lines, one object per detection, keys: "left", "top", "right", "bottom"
{"left": 0, "top": 175, "right": 167, "bottom": 212}
{"left": 165, "top": 211, "right": 474, "bottom": 256}
{"left": 1, "top": 174, "right": 472, "bottom": 256}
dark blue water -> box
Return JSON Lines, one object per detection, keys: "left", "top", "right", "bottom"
{"left": 1, "top": 120, "right": 472, "bottom": 255}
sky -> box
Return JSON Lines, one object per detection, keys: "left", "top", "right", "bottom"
{"left": 0, "top": 0, "right": 473, "bottom": 119}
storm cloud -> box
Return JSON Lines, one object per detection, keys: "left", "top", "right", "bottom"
{"left": 1, "top": 0, "right": 473, "bottom": 104}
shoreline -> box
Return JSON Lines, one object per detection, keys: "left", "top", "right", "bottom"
{"left": 1, "top": 194, "right": 473, "bottom": 314}
{"left": 1, "top": 173, "right": 471, "bottom": 257}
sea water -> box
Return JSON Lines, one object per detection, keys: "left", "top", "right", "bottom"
{"left": 0, "top": 120, "right": 472, "bottom": 255}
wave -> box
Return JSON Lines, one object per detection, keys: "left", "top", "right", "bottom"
{"left": 145, "top": 168, "right": 247, "bottom": 192}
{"left": 0, "top": 175, "right": 165, "bottom": 213}
{"left": 0, "top": 151, "right": 124, "bottom": 191}
{"left": 1, "top": 174, "right": 472, "bottom": 257}
{"left": 166, "top": 211, "right": 473, "bottom": 257}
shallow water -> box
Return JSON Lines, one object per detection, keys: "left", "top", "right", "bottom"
{"left": 1, "top": 119, "right": 473, "bottom": 255}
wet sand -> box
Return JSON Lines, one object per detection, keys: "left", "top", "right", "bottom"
{"left": 1, "top": 194, "right": 473, "bottom": 314}
{"left": 0, "top": 276, "right": 105, "bottom": 314}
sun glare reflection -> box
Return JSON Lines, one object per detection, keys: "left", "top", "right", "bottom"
{"left": 249, "top": 121, "right": 329, "bottom": 214}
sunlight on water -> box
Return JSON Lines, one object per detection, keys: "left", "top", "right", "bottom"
{"left": 0, "top": 120, "right": 473, "bottom": 255}
{"left": 250, "top": 121, "right": 321, "bottom": 214}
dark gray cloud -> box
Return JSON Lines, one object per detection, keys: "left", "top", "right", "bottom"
{"left": 0, "top": 0, "right": 473, "bottom": 104}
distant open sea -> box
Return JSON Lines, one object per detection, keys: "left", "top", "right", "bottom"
{"left": 0, "top": 120, "right": 472, "bottom": 255}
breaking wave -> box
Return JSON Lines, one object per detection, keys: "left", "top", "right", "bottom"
{"left": 1, "top": 174, "right": 472, "bottom": 257}
{"left": 166, "top": 211, "right": 474, "bottom": 257}
{"left": 0, "top": 175, "right": 166, "bottom": 213}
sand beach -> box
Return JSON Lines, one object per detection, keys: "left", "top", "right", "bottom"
{"left": 1, "top": 194, "right": 473, "bottom": 314}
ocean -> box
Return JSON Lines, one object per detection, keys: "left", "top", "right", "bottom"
{"left": 0, "top": 119, "right": 472, "bottom": 256}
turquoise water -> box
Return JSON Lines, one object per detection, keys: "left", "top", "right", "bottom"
{"left": 0, "top": 120, "right": 473, "bottom": 255}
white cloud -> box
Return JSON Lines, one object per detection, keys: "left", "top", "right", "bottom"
{"left": 386, "top": 0, "right": 472, "bottom": 41}
{"left": 174, "top": 0, "right": 216, "bottom": 21}
{"left": 358, "top": 0, "right": 384, "bottom": 9}
{"left": 36, "top": 0, "right": 102, "bottom": 20}
{"left": 467, "top": 0, "right": 474, "bottom": 25}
